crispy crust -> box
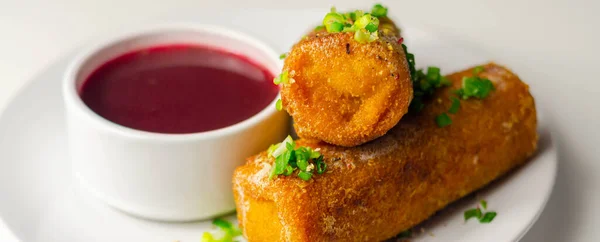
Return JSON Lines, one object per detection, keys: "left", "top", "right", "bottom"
{"left": 281, "top": 30, "right": 413, "bottom": 147}
{"left": 234, "top": 63, "right": 538, "bottom": 241}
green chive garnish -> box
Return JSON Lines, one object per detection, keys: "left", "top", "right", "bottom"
{"left": 448, "top": 97, "right": 460, "bottom": 114}
{"left": 315, "top": 157, "right": 327, "bottom": 174}
{"left": 298, "top": 171, "right": 312, "bottom": 181}
{"left": 201, "top": 218, "right": 242, "bottom": 242}
{"left": 464, "top": 200, "right": 497, "bottom": 224}
{"left": 320, "top": 7, "right": 382, "bottom": 43}
{"left": 354, "top": 14, "right": 378, "bottom": 29}
{"left": 473, "top": 65, "right": 485, "bottom": 75}
{"left": 354, "top": 28, "right": 378, "bottom": 43}
{"left": 267, "top": 143, "right": 279, "bottom": 157}
{"left": 314, "top": 25, "right": 325, "bottom": 31}
{"left": 365, "top": 22, "right": 378, "bottom": 33}
{"left": 480, "top": 212, "right": 497, "bottom": 223}
{"left": 458, "top": 76, "right": 495, "bottom": 99}
{"left": 404, "top": 43, "right": 454, "bottom": 118}
{"left": 426, "top": 66, "right": 441, "bottom": 87}
{"left": 267, "top": 137, "right": 327, "bottom": 181}
{"left": 273, "top": 71, "right": 289, "bottom": 85}
{"left": 435, "top": 113, "right": 452, "bottom": 127}
{"left": 480, "top": 199, "right": 488, "bottom": 210}
{"left": 329, "top": 22, "right": 344, "bottom": 33}
{"left": 440, "top": 76, "right": 452, "bottom": 86}
{"left": 323, "top": 12, "right": 346, "bottom": 33}
{"left": 275, "top": 99, "right": 283, "bottom": 111}
{"left": 297, "top": 159, "right": 309, "bottom": 171}
{"left": 212, "top": 218, "right": 233, "bottom": 230}
{"left": 370, "top": 3, "right": 388, "bottom": 17}
{"left": 464, "top": 208, "right": 482, "bottom": 221}
{"left": 347, "top": 10, "right": 364, "bottom": 21}
{"left": 279, "top": 53, "right": 288, "bottom": 60}
{"left": 284, "top": 165, "right": 294, "bottom": 176}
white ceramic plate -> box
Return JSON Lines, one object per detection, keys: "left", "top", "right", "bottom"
{"left": 0, "top": 9, "right": 556, "bottom": 242}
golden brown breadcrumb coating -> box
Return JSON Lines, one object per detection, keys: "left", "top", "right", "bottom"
{"left": 281, "top": 30, "right": 412, "bottom": 147}
{"left": 233, "top": 63, "right": 538, "bottom": 242}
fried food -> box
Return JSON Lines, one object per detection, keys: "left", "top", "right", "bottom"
{"left": 233, "top": 63, "right": 538, "bottom": 241}
{"left": 281, "top": 29, "right": 412, "bottom": 147}
{"left": 379, "top": 17, "right": 401, "bottom": 37}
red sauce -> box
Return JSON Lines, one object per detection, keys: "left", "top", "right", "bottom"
{"left": 80, "top": 45, "right": 278, "bottom": 134}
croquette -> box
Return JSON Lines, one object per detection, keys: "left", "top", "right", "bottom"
{"left": 233, "top": 63, "right": 538, "bottom": 242}
{"left": 281, "top": 29, "right": 412, "bottom": 147}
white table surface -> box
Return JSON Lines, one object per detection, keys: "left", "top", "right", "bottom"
{"left": 1, "top": 0, "right": 599, "bottom": 241}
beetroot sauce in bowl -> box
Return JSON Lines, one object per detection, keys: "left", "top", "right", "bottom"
{"left": 80, "top": 45, "right": 278, "bottom": 134}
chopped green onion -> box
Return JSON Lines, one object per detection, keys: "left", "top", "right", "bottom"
{"left": 328, "top": 22, "right": 344, "bottom": 33}
{"left": 354, "top": 28, "right": 378, "bottom": 43}
{"left": 315, "top": 157, "right": 327, "bottom": 174}
{"left": 479, "top": 212, "right": 497, "bottom": 223}
{"left": 426, "top": 66, "right": 441, "bottom": 87}
{"left": 435, "top": 113, "right": 452, "bottom": 127}
{"left": 365, "top": 22, "right": 378, "bottom": 33}
{"left": 295, "top": 148, "right": 307, "bottom": 163}
{"left": 201, "top": 232, "right": 217, "bottom": 242}
{"left": 284, "top": 165, "right": 294, "bottom": 175}
{"left": 464, "top": 208, "right": 482, "bottom": 221}
{"left": 201, "top": 218, "right": 242, "bottom": 242}
{"left": 354, "top": 29, "right": 370, "bottom": 43}
{"left": 297, "top": 159, "right": 309, "bottom": 171}
{"left": 440, "top": 76, "right": 452, "bottom": 86}
{"left": 320, "top": 7, "right": 385, "bottom": 44}
{"left": 275, "top": 99, "right": 283, "bottom": 111}
{"left": 271, "top": 135, "right": 294, "bottom": 158}
{"left": 404, "top": 44, "right": 450, "bottom": 116}
{"left": 342, "top": 26, "right": 356, "bottom": 32}
{"left": 323, "top": 12, "right": 346, "bottom": 33}
{"left": 267, "top": 143, "right": 279, "bottom": 157}
{"left": 464, "top": 201, "right": 497, "bottom": 224}
{"left": 458, "top": 76, "right": 495, "bottom": 99}
{"left": 298, "top": 171, "right": 312, "bottom": 181}
{"left": 448, "top": 97, "right": 460, "bottom": 114}
{"left": 347, "top": 10, "right": 364, "bottom": 21}
{"left": 354, "top": 14, "right": 379, "bottom": 29}
{"left": 419, "top": 79, "right": 431, "bottom": 91}
{"left": 309, "top": 150, "right": 321, "bottom": 159}
{"left": 267, "top": 137, "right": 327, "bottom": 181}
{"left": 371, "top": 3, "right": 388, "bottom": 17}
{"left": 273, "top": 71, "right": 289, "bottom": 85}
{"left": 285, "top": 140, "right": 295, "bottom": 151}
{"left": 212, "top": 218, "right": 232, "bottom": 230}
{"left": 269, "top": 153, "right": 286, "bottom": 179}
{"left": 279, "top": 53, "right": 288, "bottom": 59}
{"left": 314, "top": 25, "right": 325, "bottom": 31}
{"left": 473, "top": 65, "right": 485, "bottom": 75}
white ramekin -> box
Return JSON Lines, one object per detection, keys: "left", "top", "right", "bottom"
{"left": 62, "top": 24, "right": 289, "bottom": 221}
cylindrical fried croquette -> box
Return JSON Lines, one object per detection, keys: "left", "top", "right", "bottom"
{"left": 233, "top": 63, "right": 538, "bottom": 242}
{"left": 379, "top": 16, "right": 401, "bottom": 37}
{"left": 281, "top": 30, "right": 413, "bottom": 147}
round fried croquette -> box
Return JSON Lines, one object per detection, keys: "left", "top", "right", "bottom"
{"left": 280, "top": 31, "right": 413, "bottom": 147}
